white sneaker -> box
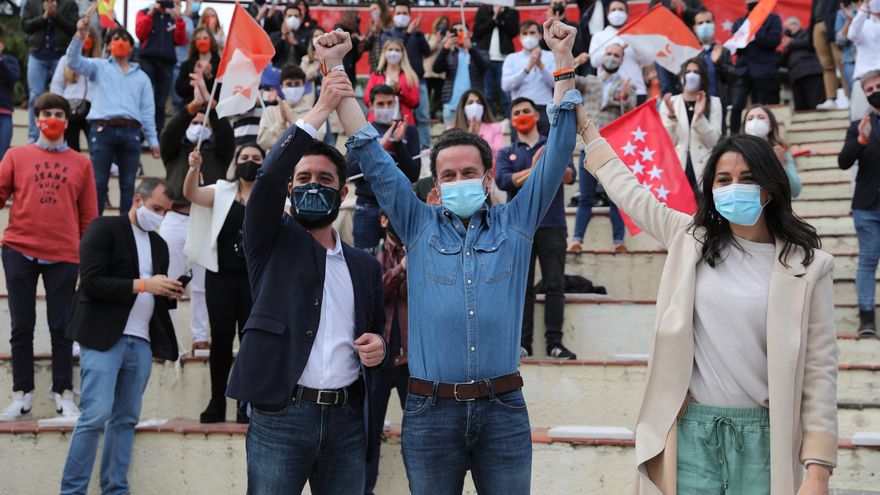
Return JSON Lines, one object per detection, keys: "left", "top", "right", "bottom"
{"left": 54, "top": 390, "right": 80, "bottom": 418}
{"left": 0, "top": 391, "right": 33, "bottom": 421}
{"left": 816, "top": 99, "right": 837, "bottom": 110}
{"left": 836, "top": 95, "right": 851, "bottom": 109}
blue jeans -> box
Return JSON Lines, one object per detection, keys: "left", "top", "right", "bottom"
{"left": 139, "top": 58, "right": 174, "bottom": 134}
{"left": 60, "top": 336, "right": 153, "bottom": 495}
{"left": 171, "top": 63, "right": 184, "bottom": 112}
{"left": 353, "top": 202, "right": 384, "bottom": 251}
{"left": 853, "top": 206, "right": 880, "bottom": 311}
{"left": 415, "top": 81, "right": 431, "bottom": 150}
{"left": 365, "top": 367, "right": 410, "bottom": 495}
{"left": 89, "top": 125, "right": 142, "bottom": 215}
{"left": 246, "top": 394, "right": 366, "bottom": 494}
{"left": 27, "top": 54, "right": 60, "bottom": 142}
{"left": 401, "top": 389, "right": 532, "bottom": 494}
{"left": 574, "top": 152, "right": 625, "bottom": 244}
{"left": 483, "top": 59, "right": 511, "bottom": 119}
{"left": 844, "top": 61, "right": 855, "bottom": 95}
{"left": 0, "top": 114, "right": 12, "bottom": 158}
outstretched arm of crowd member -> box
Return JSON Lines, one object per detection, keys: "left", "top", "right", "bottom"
{"left": 506, "top": 20, "right": 578, "bottom": 233}
{"left": 209, "top": 110, "right": 236, "bottom": 165}
{"left": 848, "top": 6, "right": 868, "bottom": 45}
{"left": 318, "top": 29, "right": 431, "bottom": 246}
{"left": 183, "top": 150, "right": 216, "bottom": 207}
{"left": 67, "top": 18, "right": 98, "bottom": 80}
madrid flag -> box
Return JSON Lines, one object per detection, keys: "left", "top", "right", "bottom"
{"left": 96, "top": 0, "right": 116, "bottom": 28}
{"left": 616, "top": 4, "right": 702, "bottom": 74}
{"left": 599, "top": 99, "right": 697, "bottom": 236}
{"left": 723, "top": 0, "right": 777, "bottom": 53}
{"left": 215, "top": 3, "right": 275, "bottom": 118}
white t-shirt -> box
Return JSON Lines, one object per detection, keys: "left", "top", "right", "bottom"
{"left": 122, "top": 225, "right": 155, "bottom": 342}
{"left": 489, "top": 27, "right": 505, "bottom": 62}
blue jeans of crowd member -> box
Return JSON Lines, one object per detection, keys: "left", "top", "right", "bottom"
{"left": 89, "top": 124, "right": 142, "bottom": 215}
{"left": 353, "top": 201, "right": 384, "bottom": 251}
{"left": 0, "top": 114, "right": 12, "bottom": 158}
{"left": 246, "top": 394, "right": 366, "bottom": 495}
{"left": 574, "top": 152, "right": 625, "bottom": 244}
{"left": 401, "top": 389, "right": 532, "bottom": 494}
{"left": 415, "top": 81, "right": 431, "bottom": 150}
{"left": 853, "top": 205, "right": 880, "bottom": 311}
{"left": 171, "top": 63, "right": 184, "bottom": 112}
{"left": 484, "top": 58, "right": 511, "bottom": 118}
{"left": 60, "top": 336, "right": 152, "bottom": 495}
{"left": 364, "top": 366, "right": 410, "bottom": 495}
{"left": 139, "top": 58, "right": 174, "bottom": 134}
{"left": 27, "top": 54, "right": 60, "bottom": 142}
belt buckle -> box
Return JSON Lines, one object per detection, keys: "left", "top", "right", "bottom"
{"left": 316, "top": 390, "right": 338, "bottom": 405}
{"left": 453, "top": 381, "right": 476, "bottom": 402}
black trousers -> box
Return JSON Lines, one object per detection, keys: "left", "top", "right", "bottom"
{"left": 793, "top": 75, "right": 825, "bottom": 111}
{"left": 1, "top": 245, "right": 78, "bottom": 393}
{"left": 205, "top": 268, "right": 252, "bottom": 401}
{"left": 522, "top": 227, "right": 567, "bottom": 348}
{"left": 364, "top": 365, "right": 410, "bottom": 495}
{"left": 64, "top": 117, "right": 90, "bottom": 152}
{"left": 730, "top": 74, "right": 781, "bottom": 134}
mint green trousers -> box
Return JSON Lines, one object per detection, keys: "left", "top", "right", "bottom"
{"left": 676, "top": 403, "right": 771, "bottom": 495}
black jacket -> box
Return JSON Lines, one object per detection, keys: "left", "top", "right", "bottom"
{"left": 649, "top": 0, "right": 705, "bottom": 29}
{"left": 780, "top": 28, "right": 823, "bottom": 83}
{"left": 839, "top": 113, "right": 880, "bottom": 210}
{"left": 473, "top": 5, "right": 520, "bottom": 56}
{"left": 67, "top": 216, "right": 178, "bottom": 361}
{"left": 433, "top": 46, "right": 490, "bottom": 105}
{"left": 701, "top": 43, "right": 735, "bottom": 106}
{"left": 174, "top": 54, "right": 221, "bottom": 105}
{"left": 347, "top": 122, "right": 421, "bottom": 205}
{"left": 810, "top": 0, "right": 838, "bottom": 42}
{"left": 20, "top": 0, "right": 78, "bottom": 55}
{"left": 732, "top": 12, "right": 782, "bottom": 80}
{"left": 227, "top": 126, "right": 386, "bottom": 460}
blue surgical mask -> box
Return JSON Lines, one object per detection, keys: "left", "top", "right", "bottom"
{"left": 190, "top": 2, "right": 201, "bottom": 14}
{"left": 713, "top": 184, "right": 768, "bottom": 227}
{"left": 695, "top": 22, "right": 715, "bottom": 41}
{"left": 440, "top": 176, "right": 487, "bottom": 218}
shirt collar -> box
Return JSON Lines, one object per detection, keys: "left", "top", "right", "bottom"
{"left": 327, "top": 228, "right": 344, "bottom": 258}
{"left": 35, "top": 138, "right": 68, "bottom": 152}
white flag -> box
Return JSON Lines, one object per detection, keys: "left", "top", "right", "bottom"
{"left": 215, "top": 49, "right": 261, "bottom": 118}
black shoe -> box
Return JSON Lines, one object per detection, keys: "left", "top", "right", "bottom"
{"left": 199, "top": 398, "right": 226, "bottom": 423}
{"left": 858, "top": 310, "right": 878, "bottom": 339}
{"left": 547, "top": 343, "right": 577, "bottom": 360}
{"left": 520, "top": 345, "right": 532, "bottom": 358}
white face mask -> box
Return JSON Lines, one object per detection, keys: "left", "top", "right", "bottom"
{"left": 683, "top": 72, "right": 702, "bottom": 92}
{"left": 520, "top": 35, "right": 539, "bottom": 51}
{"left": 385, "top": 49, "right": 403, "bottom": 65}
{"left": 608, "top": 10, "right": 628, "bottom": 27}
{"left": 744, "top": 118, "right": 771, "bottom": 139}
{"left": 136, "top": 205, "right": 164, "bottom": 232}
{"left": 282, "top": 86, "right": 305, "bottom": 104}
{"left": 464, "top": 102, "right": 484, "bottom": 122}
{"left": 871, "top": 0, "right": 880, "bottom": 12}
{"left": 286, "top": 16, "right": 301, "bottom": 31}
{"left": 185, "top": 124, "right": 212, "bottom": 144}
{"left": 374, "top": 107, "right": 396, "bottom": 125}
{"left": 393, "top": 14, "right": 411, "bottom": 28}
{"left": 371, "top": 9, "right": 380, "bottom": 21}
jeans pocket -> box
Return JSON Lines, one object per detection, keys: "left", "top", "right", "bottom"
{"left": 492, "top": 390, "right": 527, "bottom": 411}
{"left": 402, "top": 394, "right": 432, "bottom": 416}
{"left": 424, "top": 235, "right": 461, "bottom": 285}
{"left": 251, "top": 402, "right": 290, "bottom": 417}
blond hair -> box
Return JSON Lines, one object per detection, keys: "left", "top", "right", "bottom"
{"left": 377, "top": 39, "right": 418, "bottom": 88}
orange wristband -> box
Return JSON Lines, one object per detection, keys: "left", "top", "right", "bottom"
{"left": 553, "top": 68, "right": 575, "bottom": 77}
{"left": 139, "top": 279, "right": 146, "bottom": 294}
{"left": 858, "top": 134, "right": 870, "bottom": 145}
{"left": 186, "top": 101, "right": 200, "bottom": 115}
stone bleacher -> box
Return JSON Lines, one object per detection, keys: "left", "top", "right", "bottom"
{"left": 1, "top": 106, "right": 879, "bottom": 494}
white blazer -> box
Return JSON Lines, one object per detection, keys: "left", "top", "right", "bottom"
{"left": 660, "top": 94, "right": 722, "bottom": 184}
{"left": 184, "top": 180, "right": 239, "bottom": 273}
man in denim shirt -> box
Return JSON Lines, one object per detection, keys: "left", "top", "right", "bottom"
{"left": 311, "top": 20, "right": 580, "bottom": 493}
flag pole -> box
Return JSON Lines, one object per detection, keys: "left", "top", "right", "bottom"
{"left": 459, "top": 0, "right": 466, "bottom": 33}
{"left": 197, "top": 76, "right": 221, "bottom": 151}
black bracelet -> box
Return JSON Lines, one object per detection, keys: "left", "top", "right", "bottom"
{"left": 554, "top": 72, "right": 575, "bottom": 82}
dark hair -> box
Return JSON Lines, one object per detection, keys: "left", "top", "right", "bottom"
{"left": 187, "top": 26, "right": 218, "bottom": 60}
{"left": 107, "top": 27, "right": 134, "bottom": 46}
{"left": 369, "top": 83, "right": 396, "bottom": 103}
{"left": 510, "top": 96, "right": 538, "bottom": 112}
{"left": 690, "top": 135, "right": 820, "bottom": 268}
{"left": 235, "top": 142, "right": 266, "bottom": 162}
{"left": 430, "top": 128, "right": 493, "bottom": 178}
{"left": 694, "top": 8, "right": 714, "bottom": 21}
{"left": 135, "top": 177, "right": 175, "bottom": 202}
{"left": 394, "top": 0, "right": 411, "bottom": 12}
{"left": 741, "top": 104, "right": 788, "bottom": 149}
{"left": 33, "top": 93, "right": 71, "bottom": 119}
{"left": 610, "top": 0, "right": 628, "bottom": 11}
{"left": 680, "top": 57, "right": 711, "bottom": 120}
{"left": 281, "top": 63, "right": 306, "bottom": 83}
{"left": 452, "top": 89, "right": 497, "bottom": 130}
{"left": 300, "top": 140, "right": 348, "bottom": 187}
{"left": 520, "top": 20, "right": 540, "bottom": 33}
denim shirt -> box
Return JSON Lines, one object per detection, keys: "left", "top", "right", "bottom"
{"left": 346, "top": 89, "right": 580, "bottom": 383}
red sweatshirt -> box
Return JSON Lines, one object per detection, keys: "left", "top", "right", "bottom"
{"left": 0, "top": 145, "right": 98, "bottom": 264}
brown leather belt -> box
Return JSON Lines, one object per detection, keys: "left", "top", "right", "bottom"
{"left": 407, "top": 372, "right": 523, "bottom": 401}
{"left": 92, "top": 118, "right": 141, "bottom": 128}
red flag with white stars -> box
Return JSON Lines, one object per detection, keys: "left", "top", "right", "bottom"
{"left": 599, "top": 98, "right": 697, "bottom": 236}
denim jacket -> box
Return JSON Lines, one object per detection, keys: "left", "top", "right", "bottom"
{"left": 346, "top": 89, "right": 581, "bottom": 383}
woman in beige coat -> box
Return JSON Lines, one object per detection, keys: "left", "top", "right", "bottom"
{"left": 580, "top": 112, "right": 837, "bottom": 494}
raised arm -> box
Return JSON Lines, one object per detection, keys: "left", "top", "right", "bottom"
{"left": 183, "top": 149, "right": 216, "bottom": 207}
{"left": 67, "top": 19, "right": 99, "bottom": 80}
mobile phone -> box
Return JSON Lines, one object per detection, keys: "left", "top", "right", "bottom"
{"left": 177, "top": 274, "right": 192, "bottom": 289}
{"left": 159, "top": 0, "right": 174, "bottom": 8}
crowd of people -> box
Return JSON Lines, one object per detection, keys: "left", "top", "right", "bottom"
{"left": 0, "top": 0, "right": 874, "bottom": 493}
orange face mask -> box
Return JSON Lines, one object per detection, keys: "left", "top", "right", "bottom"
{"left": 83, "top": 36, "right": 94, "bottom": 53}
{"left": 511, "top": 113, "right": 538, "bottom": 134}
{"left": 109, "top": 39, "right": 132, "bottom": 59}
{"left": 195, "top": 39, "right": 212, "bottom": 54}
{"left": 38, "top": 117, "right": 66, "bottom": 141}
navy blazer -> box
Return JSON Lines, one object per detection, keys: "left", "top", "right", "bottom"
{"left": 732, "top": 12, "right": 782, "bottom": 80}
{"left": 226, "top": 125, "right": 386, "bottom": 453}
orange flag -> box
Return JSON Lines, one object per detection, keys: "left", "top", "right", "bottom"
{"left": 616, "top": 5, "right": 702, "bottom": 74}
{"left": 215, "top": 3, "right": 276, "bottom": 118}
{"left": 723, "top": 0, "right": 778, "bottom": 54}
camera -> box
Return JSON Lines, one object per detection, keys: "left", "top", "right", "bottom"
{"left": 159, "top": 0, "right": 174, "bottom": 9}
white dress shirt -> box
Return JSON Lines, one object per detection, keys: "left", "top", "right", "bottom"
{"left": 588, "top": 26, "right": 650, "bottom": 96}
{"left": 297, "top": 230, "right": 360, "bottom": 389}
{"left": 501, "top": 49, "right": 556, "bottom": 106}
{"left": 123, "top": 225, "right": 155, "bottom": 342}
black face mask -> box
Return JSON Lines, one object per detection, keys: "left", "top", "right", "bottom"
{"left": 235, "top": 161, "right": 261, "bottom": 182}
{"left": 869, "top": 92, "right": 880, "bottom": 111}
{"left": 783, "top": 28, "right": 794, "bottom": 37}
{"left": 552, "top": 4, "right": 565, "bottom": 16}
{"left": 290, "top": 183, "right": 342, "bottom": 229}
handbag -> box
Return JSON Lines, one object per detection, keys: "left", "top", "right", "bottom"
{"left": 68, "top": 77, "right": 90, "bottom": 120}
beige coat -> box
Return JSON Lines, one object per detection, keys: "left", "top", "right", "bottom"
{"left": 256, "top": 99, "right": 326, "bottom": 152}
{"left": 660, "top": 94, "right": 723, "bottom": 184}
{"left": 584, "top": 142, "right": 838, "bottom": 495}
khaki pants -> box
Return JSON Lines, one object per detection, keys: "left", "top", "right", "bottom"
{"left": 813, "top": 22, "right": 846, "bottom": 98}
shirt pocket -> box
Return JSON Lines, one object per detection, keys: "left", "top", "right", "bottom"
{"left": 424, "top": 235, "right": 461, "bottom": 285}
{"left": 474, "top": 232, "right": 512, "bottom": 284}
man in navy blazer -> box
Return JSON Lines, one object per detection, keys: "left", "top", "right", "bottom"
{"left": 226, "top": 84, "right": 387, "bottom": 494}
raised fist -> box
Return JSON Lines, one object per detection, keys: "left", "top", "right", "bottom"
{"left": 314, "top": 29, "right": 353, "bottom": 67}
